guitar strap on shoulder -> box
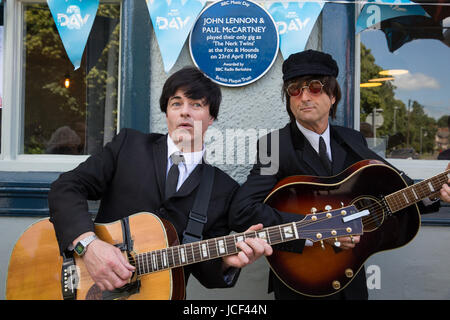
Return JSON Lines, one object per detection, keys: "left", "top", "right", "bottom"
{"left": 182, "top": 164, "right": 214, "bottom": 244}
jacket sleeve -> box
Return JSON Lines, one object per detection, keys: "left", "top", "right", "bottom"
{"left": 188, "top": 258, "right": 242, "bottom": 289}
{"left": 229, "top": 134, "right": 306, "bottom": 253}
{"left": 48, "top": 129, "right": 128, "bottom": 254}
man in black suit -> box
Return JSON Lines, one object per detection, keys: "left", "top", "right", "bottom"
{"left": 49, "top": 67, "right": 272, "bottom": 294}
{"left": 229, "top": 50, "right": 450, "bottom": 300}
{"left": 438, "top": 116, "right": 450, "bottom": 160}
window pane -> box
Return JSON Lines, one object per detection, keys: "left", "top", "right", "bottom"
{"left": 0, "top": 4, "right": 4, "bottom": 151}
{"left": 23, "top": 3, "right": 120, "bottom": 155}
{"left": 359, "top": 13, "right": 449, "bottom": 160}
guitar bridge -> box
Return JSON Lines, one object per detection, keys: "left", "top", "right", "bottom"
{"left": 61, "top": 252, "right": 78, "bottom": 300}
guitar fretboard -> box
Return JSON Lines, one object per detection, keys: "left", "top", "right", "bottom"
{"left": 134, "top": 222, "right": 299, "bottom": 276}
{"left": 385, "top": 170, "right": 449, "bottom": 213}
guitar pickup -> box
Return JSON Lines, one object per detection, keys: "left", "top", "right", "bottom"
{"left": 342, "top": 210, "right": 370, "bottom": 223}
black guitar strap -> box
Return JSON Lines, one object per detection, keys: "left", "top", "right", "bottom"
{"left": 182, "top": 164, "right": 214, "bottom": 244}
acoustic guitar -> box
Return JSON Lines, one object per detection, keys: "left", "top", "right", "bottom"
{"left": 264, "top": 159, "right": 449, "bottom": 297}
{"left": 6, "top": 205, "right": 367, "bottom": 300}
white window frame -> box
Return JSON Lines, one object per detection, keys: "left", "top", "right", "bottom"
{"left": 353, "top": 2, "right": 449, "bottom": 181}
{"left": 0, "top": 0, "right": 121, "bottom": 172}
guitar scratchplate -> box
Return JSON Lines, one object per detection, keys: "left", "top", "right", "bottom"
{"left": 342, "top": 209, "right": 370, "bottom": 222}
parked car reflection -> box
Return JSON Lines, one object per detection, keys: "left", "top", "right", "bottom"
{"left": 389, "top": 148, "right": 419, "bottom": 159}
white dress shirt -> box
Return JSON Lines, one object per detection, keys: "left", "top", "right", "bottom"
{"left": 166, "top": 135, "right": 238, "bottom": 283}
{"left": 167, "top": 135, "right": 205, "bottom": 191}
{"left": 296, "top": 121, "right": 332, "bottom": 247}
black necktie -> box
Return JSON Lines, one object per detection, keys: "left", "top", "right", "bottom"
{"left": 319, "top": 136, "right": 332, "bottom": 175}
{"left": 165, "top": 152, "right": 185, "bottom": 199}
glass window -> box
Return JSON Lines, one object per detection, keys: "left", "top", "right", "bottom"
{"left": 23, "top": 3, "right": 120, "bottom": 155}
{"left": 0, "top": 4, "right": 4, "bottom": 151}
{"left": 359, "top": 8, "right": 449, "bottom": 161}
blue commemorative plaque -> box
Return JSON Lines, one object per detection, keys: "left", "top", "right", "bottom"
{"left": 189, "top": 0, "right": 279, "bottom": 87}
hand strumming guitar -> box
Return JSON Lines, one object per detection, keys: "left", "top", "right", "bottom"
{"left": 71, "top": 232, "right": 135, "bottom": 292}
{"left": 73, "top": 224, "right": 273, "bottom": 291}
{"left": 439, "top": 163, "right": 450, "bottom": 203}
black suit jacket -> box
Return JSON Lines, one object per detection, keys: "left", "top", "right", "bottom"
{"left": 230, "top": 121, "right": 439, "bottom": 299}
{"left": 49, "top": 128, "right": 239, "bottom": 289}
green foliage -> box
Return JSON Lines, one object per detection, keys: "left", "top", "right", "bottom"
{"left": 23, "top": 3, "right": 120, "bottom": 154}
{"left": 360, "top": 43, "right": 438, "bottom": 157}
{"left": 437, "top": 115, "right": 449, "bottom": 128}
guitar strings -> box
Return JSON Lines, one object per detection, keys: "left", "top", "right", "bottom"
{"left": 134, "top": 233, "right": 262, "bottom": 274}
{"left": 133, "top": 188, "right": 443, "bottom": 275}
{"left": 131, "top": 171, "right": 449, "bottom": 274}
{"left": 132, "top": 196, "right": 405, "bottom": 275}
{"left": 342, "top": 171, "right": 449, "bottom": 228}
{"left": 293, "top": 171, "right": 448, "bottom": 232}
{"left": 157, "top": 170, "right": 449, "bottom": 267}
{"left": 132, "top": 233, "right": 252, "bottom": 274}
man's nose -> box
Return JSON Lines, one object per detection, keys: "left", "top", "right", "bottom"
{"left": 179, "top": 102, "right": 192, "bottom": 116}
{"left": 299, "top": 88, "right": 312, "bottom": 100}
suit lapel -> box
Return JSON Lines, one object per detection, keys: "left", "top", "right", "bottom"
{"left": 152, "top": 134, "right": 168, "bottom": 199}
{"left": 173, "top": 162, "right": 202, "bottom": 198}
{"left": 155, "top": 135, "right": 205, "bottom": 201}
{"left": 297, "top": 145, "right": 328, "bottom": 176}
{"left": 290, "top": 122, "right": 329, "bottom": 176}
{"left": 330, "top": 126, "right": 347, "bottom": 175}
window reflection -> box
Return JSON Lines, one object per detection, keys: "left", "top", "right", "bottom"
{"left": 23, "top": 3, "right": 120, "bottom": 155}
{"left": 437, "top": 115, "right": 450, "bottom": 160}
{"left": 360, "top": 14, "right": 449, "bottom": 160}
{"left": 358, "top": 3, "right": 450, "bottom": 223}
{"left": 0, "top": 5, "right": 3, "bottom": 151}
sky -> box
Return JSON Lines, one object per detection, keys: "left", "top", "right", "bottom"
{"left": 360, "top": 29, "right": 450, "bottom": 120}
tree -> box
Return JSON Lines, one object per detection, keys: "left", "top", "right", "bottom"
{"left": 360, "top": 43, "right": 437, "bottom": 157}
{"left": 23, "top": 3, "right": 120, "bottom": 154}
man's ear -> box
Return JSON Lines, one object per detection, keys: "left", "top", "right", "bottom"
{"left": 208, "top": 115, "right": 214, "bottom": 126}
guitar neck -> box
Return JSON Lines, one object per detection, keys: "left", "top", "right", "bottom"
{"left": 385, "top": 169, "right": 450, "bottom": 213}
{"left": 134, "top": 222, "right": 300, "bottom": 276}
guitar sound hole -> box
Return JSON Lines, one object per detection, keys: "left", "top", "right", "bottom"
{"left": 352, "top": 196, "right": 385, "bottom": 232}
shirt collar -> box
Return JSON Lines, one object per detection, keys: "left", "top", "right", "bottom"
{"left": 167, "top": 135, "right": 205, "bottom": 167}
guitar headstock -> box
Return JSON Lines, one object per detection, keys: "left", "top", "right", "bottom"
{"left": 298, "top": 205, "right": 365, "bottom": 243}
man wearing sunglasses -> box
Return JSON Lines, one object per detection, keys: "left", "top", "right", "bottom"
{"left": 229, "top": 49, "right": 450, "bottom": 300}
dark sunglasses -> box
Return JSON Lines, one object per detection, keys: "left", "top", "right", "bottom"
{"left": 286, "top": 80, "right": 325, "bottom": 97}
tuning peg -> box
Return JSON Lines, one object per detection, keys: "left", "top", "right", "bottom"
{"left": 320, "top": 240, "right": 325, "bottom": 250}
{"left": 325, "top": 205, "right": 332, "bottom": 211}
{"left": 334, "top": 238, "right": 341, "bottom": 247}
